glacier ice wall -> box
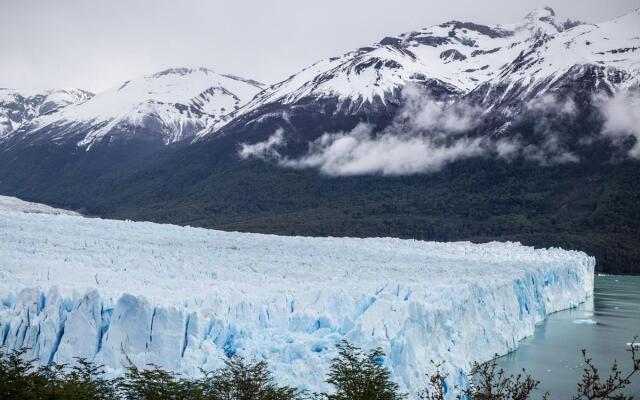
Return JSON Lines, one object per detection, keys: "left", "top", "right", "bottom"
{"left": 0, "top": 210, "right": 594, "bottom": 396}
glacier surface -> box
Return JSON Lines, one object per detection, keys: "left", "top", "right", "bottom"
{"left": 0, "top": 210, "right": 594, "bottom": 395}
{"left": 0, "top": 195, "right": 81, "bottom": 216}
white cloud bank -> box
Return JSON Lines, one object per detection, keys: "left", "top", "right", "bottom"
{"left": 519, "top": 94, "right": 581, "bottom": 165}
{"left": 239, "top": 128, "right": 287, "bottom": 160}
{"left": 599, "top": 92, "right": 640, "bottom": 158}
{"left": 240, "top": 123, "right": 488, "bottom": 176}
{"left": 239, "top": 88, "right": 640, "bottom": 176}
{"left": 240, "top": 87, "right": 491, "bottom": 176}
{"left": 288, "top": 124, "right": 486, "bottom": 176}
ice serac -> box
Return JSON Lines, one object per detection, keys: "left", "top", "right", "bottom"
{"left": 0, "top": 211, "right": 595, "bottom": 396}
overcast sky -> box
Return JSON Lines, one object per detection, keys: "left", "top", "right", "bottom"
{"left": 1, "top": 0, "right": 639, "bottom": 93}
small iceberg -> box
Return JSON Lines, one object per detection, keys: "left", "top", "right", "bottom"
{"left": 573, "top": 319, "right": 597, "bottom": 325}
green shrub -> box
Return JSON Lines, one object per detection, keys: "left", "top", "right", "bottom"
{"left": 325, "top": 341, "right": 406, "bottom": 400}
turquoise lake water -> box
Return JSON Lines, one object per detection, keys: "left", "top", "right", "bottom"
{"left": 496, "top": 275, "right": 640, "bottom": 398}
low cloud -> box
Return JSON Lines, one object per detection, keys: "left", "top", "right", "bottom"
{"left": 283, "top": 124, "right": 486, "bottom": 176}
{"left": 526, "top": 94, "right": 577, "bottom": 117}
{"left": 397, "top": 85, "right": 482, "bottom": 134}
{"left": 598, "top": 92, "right": 640, "bottom": 158}
{"left": 239, "top": 128, "right": 286, "bottom": 160}
{"left": 522, "top": 140, "right": 580, "bottom": 165}
{"left": 239, "top": 86, "right": 488, "bottom": 176}
{"left": 519, "top": 94, "right": 581, "bottom": 165}
{"left": 238, "top": 89, "right": 640, "bottom": 176}
{"left": 494, "top": 137, "right": 521, "bottom": 160}
{"left": 239, "top": 123, "right": 487, "bottom": 176}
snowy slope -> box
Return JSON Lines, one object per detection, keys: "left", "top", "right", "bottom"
{"left": 0, "top": 88, "right": 92, "bottom": 138}
{"left": 0, "top": 211, "right": 594, "bottom": 395}
{"left": 212, "top": 8, "right": 578, "bottom": 126}
{"left": 472, "top": 8, "right": 640, "bottom": 108}
{"left": 0, "top": 195, "right": 80, "bottom": 216}
{"left": 206, "top": 8, "right": 640, "bottom": 139}
{"left": 8, "top": 68, "right": 264, "bottom": 148}
{"left": 507, "top": 8, "right": 640, "bottom": 90}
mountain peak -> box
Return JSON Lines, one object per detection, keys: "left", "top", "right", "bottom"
{"left": 148, "top": 67, "right": 264, "bottom": 89}
{"left": 151, "top": 67, "right": 216, "bottom": 78}
{"left": 5, "top": 67, "right": 265, "bottom": 148}
{"left": 525, "top": 7, "right": 556, "bottom": 21}
{"left": 514, "top": 6, "right": 577, "bottom": 37}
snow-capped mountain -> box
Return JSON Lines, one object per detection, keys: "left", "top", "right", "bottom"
{"left": 0, "top": 88, "right": 92, "bottom": 138}
{"left": 5, "top": 68, "right": 264, "bottom": 149}
{"left": 4, "top": 9, "right": 638, "bottom": 152}
{"left": 209, "top": 8, "right": 579, "bottom": 128}
{"left": 470, "top": 8, "right": 640, "bottom": 112}
{"left": 207, "top": 8, "right": 639, "bottom": 143}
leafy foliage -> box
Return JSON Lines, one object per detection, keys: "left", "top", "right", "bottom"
{"left": 193, "top": 356, "right": 299, "bottom": 400}
{"left": 0, "top": 350, "right": 298, "bottom": 400}
{"left": 116, "top": 364, "right": 187, "bottom": 399}
{"left": 325, "top": 341, "right": 406, "bottom": 400}
{"left": 0, "top": 349, "right": 117, "bottom": 399}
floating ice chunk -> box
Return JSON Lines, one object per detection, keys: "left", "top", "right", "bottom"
{"left": 573, "top": 319, "right": 597, "bottom": 325}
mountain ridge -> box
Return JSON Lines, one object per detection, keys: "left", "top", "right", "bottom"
{"left": 3, "top": 8, "right": 638, "bottom": 152}
{"left": 205, "top": 7, "right": 639, "bottom": 142}
{"left": 2, "top": 67, "right": 264, "bottom": 149}
{"left": 0, "top": 88, "right": 93, "bottom": 138}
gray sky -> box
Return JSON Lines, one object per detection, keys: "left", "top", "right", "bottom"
{"left": 1, "top": 0, "right": 639, "bottom": 92}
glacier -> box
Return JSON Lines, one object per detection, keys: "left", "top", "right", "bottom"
{"left": 0, "top": 209, "right": 594, "bottom": 396}
{"left": 0, "top": 195, "right": 81, "bottom": 216}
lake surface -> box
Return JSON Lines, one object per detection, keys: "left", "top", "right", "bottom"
{"left": 496, "top": 275, "right": 640, "bottom": 398}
